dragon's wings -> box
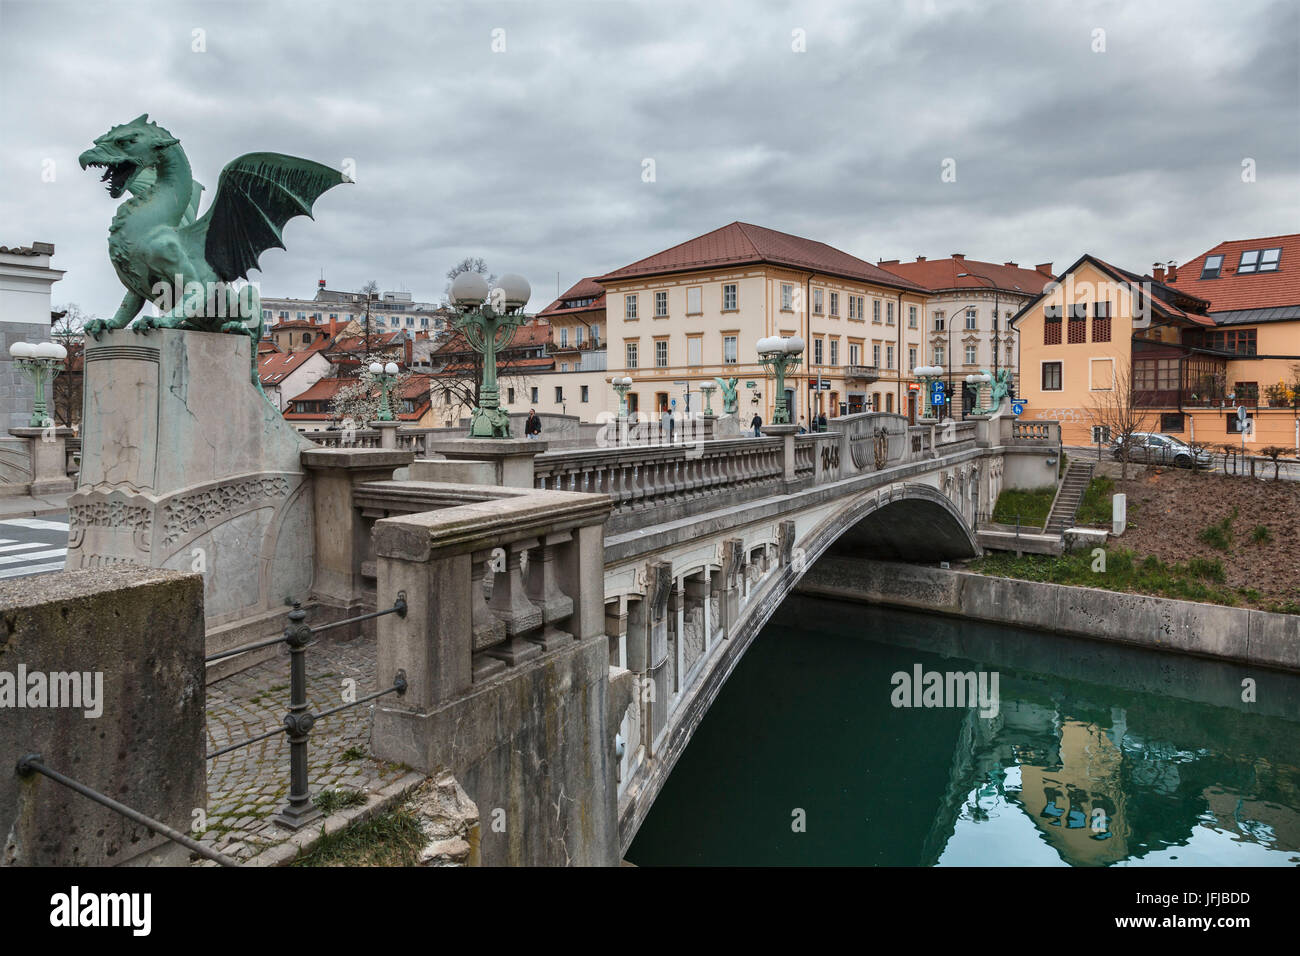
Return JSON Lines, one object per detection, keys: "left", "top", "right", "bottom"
{"left": 184, "top": 153, "right": 350, "bottom": 282}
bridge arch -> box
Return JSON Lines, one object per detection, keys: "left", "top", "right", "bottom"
{"left": 810, "top": 482, "right": 980, "bottom": 565}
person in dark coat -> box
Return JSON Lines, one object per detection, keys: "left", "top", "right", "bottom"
{"left": 750, "top": 413, "right": 763, "bottom": 437}
{"left": 525, "top": 409, "right": 542, "bottom": 439}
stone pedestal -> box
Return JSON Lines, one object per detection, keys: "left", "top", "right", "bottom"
{"left": 68, "top": 329, "right": 316, "bottom": 630}
{"left": 372, "top": 420, "right": 400, "bottom": 450}
{"left": 423, "top": 437, "right": 548, "bottom": 488}
{"left": 761, "top": 423, "right": 800, "bottom": 481}
{"left": 7, "top": 426, "right": 74, "bottom": 495}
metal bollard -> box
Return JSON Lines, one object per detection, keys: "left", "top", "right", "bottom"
{"left": 272, "top": 604, "right": 321, "bottom": 830}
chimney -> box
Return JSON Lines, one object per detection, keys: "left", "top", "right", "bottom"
{"left": 878, "top": 258, "right": 900, "bottom": 266}
{"left": 915, "top": 256, "right": 926, "bottom": 262}
{"left": 1166, "top": 260, "right": 1177, "bottom": 283}
{"left": 1004, "top": 261, "right": 1017, "bottom": 267}
{"left": 1152, "top": 263, "right": 1166, "bottom": 283}
{"left": 1035, "top": 262, "right": 1053, "bottom": 276}
{"left": 952, "top": 253, "right": 965, "bottom": 260}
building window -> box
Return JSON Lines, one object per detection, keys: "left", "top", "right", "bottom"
{"left": 1042, "top": 362, "right": 1063, "bottom": 391}
{"left": 849, "top": 343, "right": 861, "bottom": 365}
{"left": 559, "top": 328, "right": 568, "bottom": 347}
{"left": 507, "top": 388, "right": 516, "bottom": 404}
{"left": 655, "top": 341, "right": 668, "bottom": 368}
{"left": 872, "top": 343, "right": 881, "bottom": 367}
{"left": 575, "top": 326, "right": 584, "bottom": 345}
{"left": 908, "top": 306, "right": 917, "bottom": 329}
{"left": 1093, "top": 301, "right": 1111, "bottom": 342}
{"left": 560, "top": 362, "right": 568, "bottom": 372}
{"left": 1160, "top": 413, "right": 1185, "bottom": 433}
{"left": 781, "top": 283, "right": 794, "bottom": 311}
{"left": 908, "top": 346, "right": 917, "bottom": 371}
{"left": 581, "top": 385, "right": 589, "bottom": 402}
{"left": 813, "top": 288, "right": 824, "bottom": 314}
{"left": 829, "top": 292, "right": 839, "bottom": 316}
{"left": 1044, "top": 305, "right": 1062, "bottom": 344}
{"left": 933, "top": 345, "right": 945, "bottom": 367}
{"left": 1200, "top": 254, "right": 1224, "bottom": 279}
{"left": 592, "top": 326, "right": 601, "bottom": 347}
{"left": 555, "top": 386, "right": 564, "bottom": 403}
{"left": 830, "top": 339, "right": 839, "bottom": 365}
{"left": 813, "top": 338, "right": 824, "bottom": 364}
{"left": 872, "top": 300, "right": 881, "bottom": 323}
{"left": 655, "top": 290, "right": 668, "bottom": 317}
{"left": 626, "top": 342, "right": 639, "bottom": 368}
{"left": 625, "top": 294, "right": 638, "bottom": 320}
{"left": 965, "top": 345, "right": 977, "bottom": 365}
{"left": 688, "top": 336, "right": 702, "bottom": 366}
{"left": 965, "top": 308, "right": 977, "bottom": 331}
{"left": 1234, "top": 381, "right": 1259, "bottom": 403}
{"left": 886, "top": 345, "right": 894, "bottom": 369}
{"left": 531, "top": 386, "right": 539, "bottom": 403}
{"left": 1206, "top": 328, "right": 1257, "bottom": 355}
{"left": 723, "top": 284, "right": 738, "bottom": 311}
{"left": 303, "top": 333, "right": 312, "bottom": 344}
{"left": 1133, "top": 358, "right": 1179, "bottom": 392}
{"left": 887, "top": 302, "right": 895, "bottom": 326}
{"left": 1238, "top": 248, "right": 1281, "bottom": 273}
{"left": 687, "top": 287, "right": 702, "bottom": 314}
{"left": 933, "top": 311, "right": 945, "bottom": 331}
{"left": 850, "top": 296, "right": 865, "bottom": 321}
{"left": 723, "top": 335, "right": 738, "bottom": 364}
{"left": 886, "top": 393, "right": 894, "bottom": 413}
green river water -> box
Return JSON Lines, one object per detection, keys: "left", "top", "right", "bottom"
{"left": 626, "top": 595, "right": 1300, "bottom": 866}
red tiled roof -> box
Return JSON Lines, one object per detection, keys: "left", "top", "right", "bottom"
{"left": 434, "top": 319, "right": 551, "bottom": 355}
{"left": 1010, "top": 253, "right": 1215, "bottom": 328}
{"left": 539, "top": 277, "right": 607, "bottom": 317}
{"left": 596, "top": 222, "right": 929, "bottom": 293}
{"left": 436, "top": 356, "right": 555, "bottom": 374}
{"left": 283, "top": 373, "right": 431, "bottom": 421}
{"left": 875, "top": 256, "right": 1055, "bottom": 296}
{"left": 258, "top": 349, "right": 323, "bottom": 385}
{"left": 328, "top": 331, "right": 408, "bottom": 353}
{"left": 1168, "top": 234, "right": 1300, "bottom": 313}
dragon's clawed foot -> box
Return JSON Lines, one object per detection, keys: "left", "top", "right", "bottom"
{"left": 131, "top": 315, "right": 162, "bottom": 334}
{"left": 84, "top": 319, "right": 108, "bottom": 340}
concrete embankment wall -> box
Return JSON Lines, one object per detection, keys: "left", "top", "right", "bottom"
{"left": 798, "top": 557, "right": 1300, "bottom": 673}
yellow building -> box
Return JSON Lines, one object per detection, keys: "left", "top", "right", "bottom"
{"left": 1013, "top": 236, "right": 1300, "bottom": 448}
{"left": 595, "top": 222, "right": 932, "bottom": 425}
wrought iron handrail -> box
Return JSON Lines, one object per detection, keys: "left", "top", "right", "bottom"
{"left": 15, "top": 754, "right": 241, "bottom": 867}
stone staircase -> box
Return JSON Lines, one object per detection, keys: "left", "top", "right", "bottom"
{"left": 1045, "top": 460, "right": 1094, "bottom": 535}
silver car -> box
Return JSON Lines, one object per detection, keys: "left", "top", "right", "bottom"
{"left": 1112, "top": 431, "right": 1214, "bottom": 468}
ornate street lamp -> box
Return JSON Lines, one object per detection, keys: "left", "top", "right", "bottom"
{"left": 9, "top": 341, "right": 67, "bottom": 427}
{"left": 756, "top": 335, "right": 804, "bottom": 425}
{"left": 965, "top": 371, "right": 992, "bottom": 416}
{"left": 368, "top": 360, "right": 401, "bottom": 422}
{"left": 699, "top": 381, "right": 717, "bottom": 416}
{"left": 610, "top": 376, "right": 633, "bottom": 417}
{"left": 450, "top": 271, "right": 531, "bottom": 438}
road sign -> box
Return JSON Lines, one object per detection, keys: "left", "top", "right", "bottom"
{"left": 746, "top": 381, "right": 757, "bottom": 388}
{"left": 1011, "top": 400, "right": 1025, "bottom": 416}
{"left": 670, "top": 398, "right": 677, "bottom": 408}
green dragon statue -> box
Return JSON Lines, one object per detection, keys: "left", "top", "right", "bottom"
{"left": 973, "top": 368, "right": 1013, "bottom": 415}
{"left": 78, "top": 114, "right": 350, "bottom": 384}
{"left": 713, "top": 376, "right": 740, "bottom": 415}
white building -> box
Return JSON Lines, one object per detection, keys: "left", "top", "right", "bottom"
{"left": 1, "top": 242, "right": 64, "bottom": 430}
{"left": 260, "top": 280, "right": 453, "bottom": 337}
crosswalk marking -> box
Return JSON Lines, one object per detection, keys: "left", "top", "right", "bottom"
{"left": 0, "top": 547, "right": 66, "bottom": 567}
{"left": 0, "top": 518, "right": 69, "bottom": 531}
{"left": 0, "top": 561, "right": 65, "bottom": 579}
{"left": 0, "top": 541, "right": 54, "bottom": 553}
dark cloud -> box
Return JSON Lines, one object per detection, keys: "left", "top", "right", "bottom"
{"left": 1, "top": 0, "right": 1295, "bottom": 315}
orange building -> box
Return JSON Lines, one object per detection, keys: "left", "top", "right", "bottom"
{"left": 1013, "top": 235, "right": 1300, "bottom": 449}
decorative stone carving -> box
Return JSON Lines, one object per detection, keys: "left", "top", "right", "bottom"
{"left": 779, "top": 519, "right": 796, "bottom": 566}
{"left": 162, "top": 476, "right": 291, "bottom": 546}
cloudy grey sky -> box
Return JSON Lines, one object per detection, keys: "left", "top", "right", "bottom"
{"left": 2, "top": 0, "right": 1297, "bottom": 315}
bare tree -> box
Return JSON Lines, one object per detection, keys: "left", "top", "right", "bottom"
{"left": 443, "top": 257, "right": 497, "bottom": 303}
{"left": 1086, "top": 360, "right": 1150, "bottom": 480}
{"left": 328, "top": 350, "right": 412, "bottom": 426}
{"left": 50, "top": 304, "right": 93, "bottom": 428}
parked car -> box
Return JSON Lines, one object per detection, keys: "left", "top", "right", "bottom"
{"left": 1112, "top": 431, "right": 1213, "bottom": 468}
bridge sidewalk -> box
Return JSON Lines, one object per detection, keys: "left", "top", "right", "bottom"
{"left": 0, "top": 490, "right": 69, "bottom": 518}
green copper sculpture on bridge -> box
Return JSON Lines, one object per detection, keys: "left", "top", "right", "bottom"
{"left": 448, "top": 271, "right": 532, "bottom": 438}
{"left": 78, "top": 114, "right": 351, "bottom": 384}
{"left": 972, "top": 368, "right": 1013, "bottom": 415}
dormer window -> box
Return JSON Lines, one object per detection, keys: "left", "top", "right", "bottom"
{"left": 1238, "top": 248, "right": 1282, "bottom": 274}
{"left": 1200, "top": 254, "right": 1223, "bottom": 279}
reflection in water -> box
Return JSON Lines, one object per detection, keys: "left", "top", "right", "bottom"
{"left": 626, "top": 595, "right": 1300, "bottom": 867}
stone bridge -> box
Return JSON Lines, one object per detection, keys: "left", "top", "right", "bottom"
{"left": 307, "top": 410, "right": 1060, "bottom": 865}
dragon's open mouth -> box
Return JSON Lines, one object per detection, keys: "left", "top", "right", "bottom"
{"left": 81, "top": 160, "right": 137, "bottom": 198}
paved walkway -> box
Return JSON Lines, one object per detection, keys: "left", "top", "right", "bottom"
{"left": 0, "top": 491, "right": 68, "bottom": 519}
{"left": 199, "top": 630, "right": 408, "bottom": 862}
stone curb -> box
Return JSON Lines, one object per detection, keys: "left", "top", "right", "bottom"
{"left": 224, "top": 770, "right": 429, "bottom": 868}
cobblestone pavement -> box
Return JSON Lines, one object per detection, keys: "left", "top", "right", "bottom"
{"left": 199, "top": 631, "right": 410, "bottom": 862}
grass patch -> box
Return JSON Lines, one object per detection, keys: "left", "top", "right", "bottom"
{"left": 1075, "top": 475, "right": 1115, "bottom": 526}
{"left": 991, "top": 486, "right": 1056, "bottom": 528}
{"left": 969, "top": 548, "right": 1242, "bottom": 607}
{"left": 341, "top": 745, "right": 368, "bottom": 761}
{"left": 291, "top": 804, "right": 425, "bottom": 867}
{"left": 1251, "top": 524, "right": 1272, "bottom": 544}
{"left": 1197, "top": 507, "right": 1238, "bottom": 551}
{"left": 314, "top": 788, "right": 368, "bottom": 815}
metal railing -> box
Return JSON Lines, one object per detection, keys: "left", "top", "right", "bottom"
{"left": 205, "top": 596, "right": 410, "bottom": 830}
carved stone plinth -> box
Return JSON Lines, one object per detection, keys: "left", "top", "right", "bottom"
{"left": 68, "top": 329, "right": 315, "bottom": 630}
